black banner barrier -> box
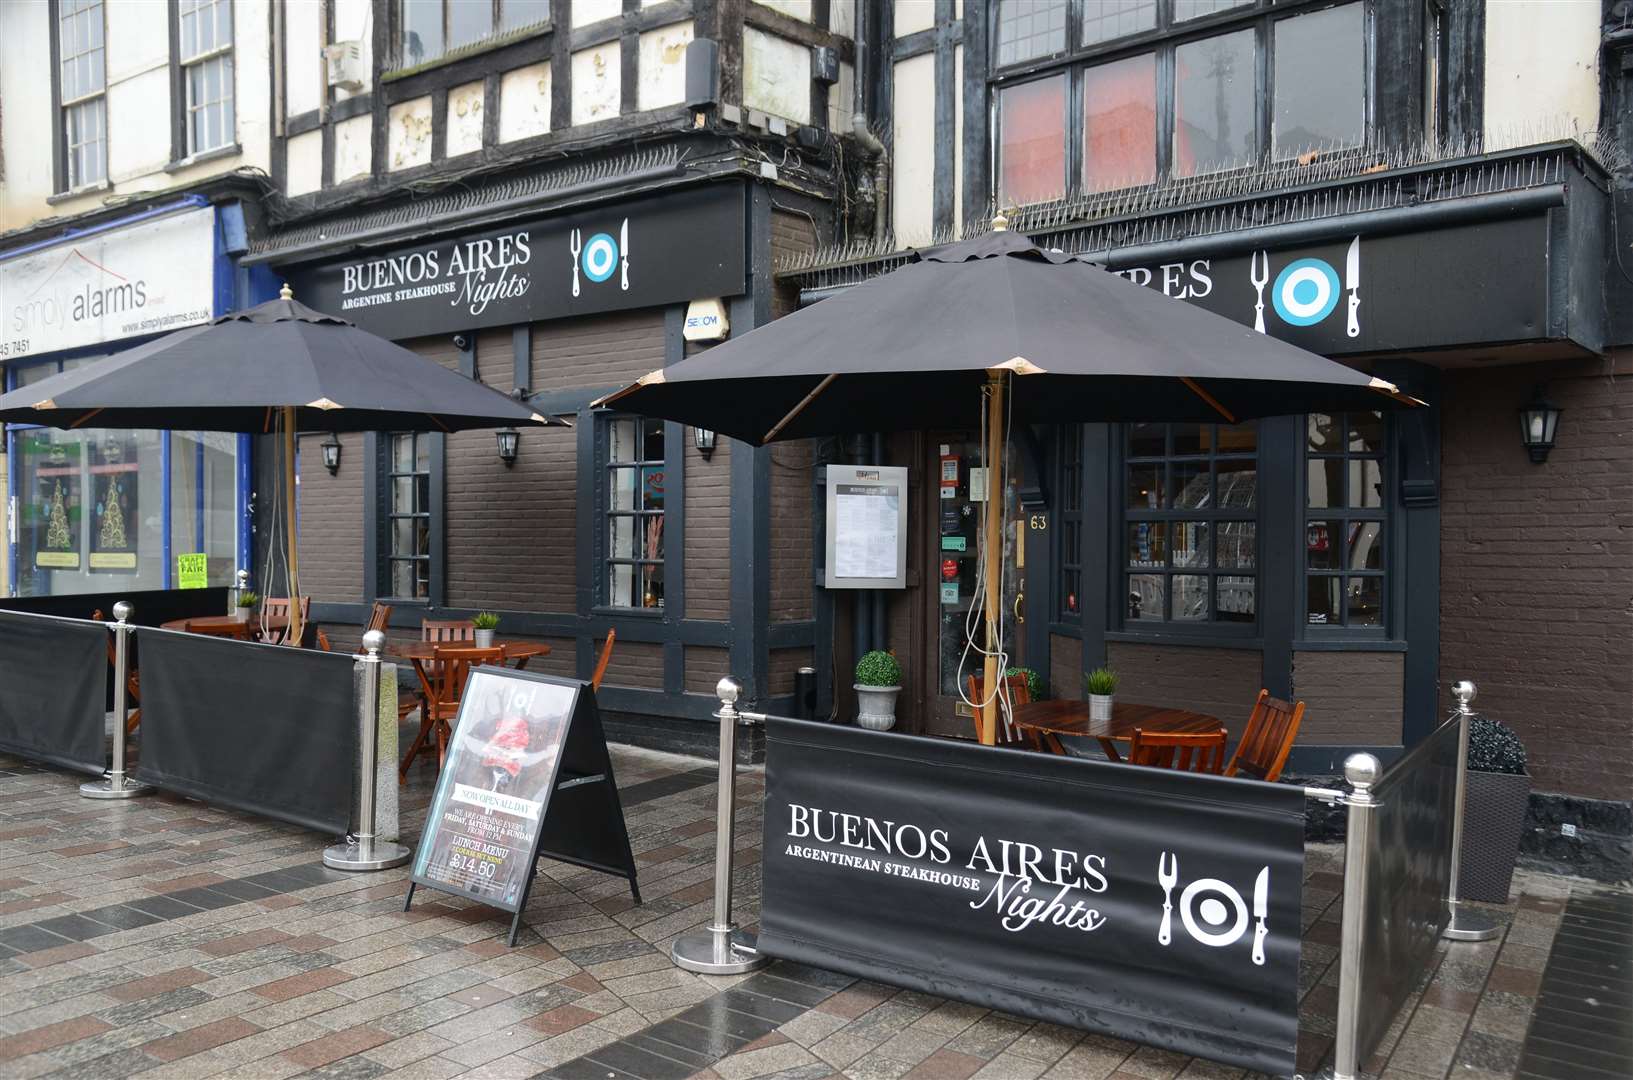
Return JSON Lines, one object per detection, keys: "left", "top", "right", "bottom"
{"left": 135, "top": 629, "right": 357, "bottom": 834}
{"left": 0, "top": 611, "right": 110, "bottom": 774}
{"left": 0, "top": 586, "right": 231, "bottom": 626}
{"left": 758, "top": 719, "right": 1306, "bottom": 1077}
{"left": 408, "top": 668, "right": 639, "bottom": 945}
{"left": 1355, "top": 716, "right": 1458, "bottom": 1062}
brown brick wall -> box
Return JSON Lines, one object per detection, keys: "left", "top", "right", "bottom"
{"left": 685, "top": 646, "right": 731, "bottom": 693}
{"left": 769, "top": 440, "right": 815, "bottom": 621}
{"left": 685, "top": 437, "right": 732, "bottom": 619}
{"left": 1291, "top": 651, "right": 1404, "bottom": 745}
{"left": 296, "top": 432, "right": 364, "bottom": 602}
{"left": 530, "top": 309, "right": 665, "bottom": 392}
{"left": 1049, "top": 633, "right": 1083, "bottom": 700}
{"left": 1440, "top": 356, "right": 1633, "bottom": 800}
{"left": 601, "top": 639, "right": 664, "bottom": 690}
{"left": 769, "top": 647, "right": 814, "bottom": 695}
{"left": 1105, "top": 642, "right": 1263, "bottom": 727}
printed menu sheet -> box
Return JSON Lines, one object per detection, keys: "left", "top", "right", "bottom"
{"left": 833, "top": 484, "right": 900, "bottom": 580}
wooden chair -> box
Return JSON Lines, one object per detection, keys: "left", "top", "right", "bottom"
{"left": 1223, "top": 690, "right": 1307, "bottom": 783}
{"left": 316, "top": 601, "right": 393, "bottom": 654}
{"left": 1129, "top": 727, "right": 1229, "bottom": 774}
{"left": 965, "top": 672, "right": 1040, "bottom": 749}
{"left": 590, "top": 629, "right": 616, "bottom": 691}
{"left": 402, "top": 644, "right": 504, "bottom": 777}
{"left": 259, "top": 596, "right": 311, "bottom": 645}
{"left": 185, "top": 618, "right": 251, "bottom": 641}
{"left": 397, "top": 619, "right": 478, "bottom": 780}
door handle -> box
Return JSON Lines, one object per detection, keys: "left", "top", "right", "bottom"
{"left": 1013, "top": 592, "right": 1025, "bottom": 624}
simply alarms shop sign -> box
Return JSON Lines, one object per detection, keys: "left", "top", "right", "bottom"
{"left": 1, "top": 206, "right": 216, "bottom": 360}
{"left": 757, "top": 719, "right": 1307, "bottom": 1077}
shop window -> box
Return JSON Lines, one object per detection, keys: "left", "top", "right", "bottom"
{"left": 57, "top": 0, "right": 107, "bottom": 190}
{"left": 601, "top": 416, "right": 665, "bottom": 610}
{"left": 1305, "top": 412, "right": 1387, "bottom": 629}
{"left": 1056, "top": 424, "right": 1083, "bottom": 621}
{"left": 398, "top": 0, "right": 551, "bottom": 68}
{"left": 1122, "top": 422, "right": 1257, "bottom": 626}
{"left": 993, "top": 1, "right": 1370, "bottom": 200}
{"left": 178, "top": 0, "right": 235, "bottom": 157}
{"left": 386, "top": 432, "right": 432, "bottom": 599}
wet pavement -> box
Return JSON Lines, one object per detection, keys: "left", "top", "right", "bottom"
{"left": 0, "top": 727, "right": 1614, "bottom": 1080}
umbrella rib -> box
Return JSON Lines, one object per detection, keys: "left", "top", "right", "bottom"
{"left": 1180, "top": 377, "right": 1237, "bottom": 424}
{"left": 68, "top": 408, "right": 105, "bottom": 430}
{"left": 425, "top": 413, "right": 452, "bottom": 433}
{"left": 764, "top": 374, "right": 838, "bottom": 443}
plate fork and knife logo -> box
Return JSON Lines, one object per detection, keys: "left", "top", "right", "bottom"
{"left": 569, "top": 219, "right": 631, "bottom": 298}
{"left": 1249, "top": 236, "right": 1361, "bottom": 338}
{"left": 1158, "top": 852, "right": 1270, "bottom": 966}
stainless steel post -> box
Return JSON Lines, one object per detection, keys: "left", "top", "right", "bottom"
{"left": 1443, "top": 680, "right": 1499, "bottom": 941}
{"left": 1331, "top": 752, "right": 1379, "bottom": 1080}
{"left": 82, "top": 602, "right": 154, "bottom": 799}
{"left": 671, "top": 677, "right": 770, "bottom": 974}
{"left": 324, "top": 630, "right": 412, "bottom": 871}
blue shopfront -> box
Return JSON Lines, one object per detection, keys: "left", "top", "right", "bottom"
{"left": 0, "top": 197, "right": 273, "bottom": 598}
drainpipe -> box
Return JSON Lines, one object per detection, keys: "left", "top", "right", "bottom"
{"left": 849, "top": 434, "right": 872, "bottom": 666}
{"left": 870, "top": 432, "right": 887, "bottom": 652}
{"left": 853, "top": 115, "right": 889, "bottom": 245}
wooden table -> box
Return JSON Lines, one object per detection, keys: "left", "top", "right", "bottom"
{"left": 392, "top": 640, "right": 550, "bottom": 669}
{"left": 160, "top": 614, "right": 288, "bottom": 639}
{"left": 1011, "top": 699, "right": 1225, "bottom": 761}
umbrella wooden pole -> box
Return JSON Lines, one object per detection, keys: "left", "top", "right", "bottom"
{"left": 282, "top": 406, "right": 301, "bottom": 646}
{"left": 980, "top": 371, "right": 1005, "bottom": 746}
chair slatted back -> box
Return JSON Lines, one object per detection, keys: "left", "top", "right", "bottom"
{"left": 1223, "top": 690, "right": 1306, "bottom": 783}
{"left": 260, "top": 597, "right": 311, "bottom": 645}
{"left": 1129, "top": 727, "right": 1229, "bottom": 774}
{"left": 366, "top": 601, "right": 394, "bottom": 635}
{"left": 590, "top": 629, "right": 616, "bottom": 691}
{"left": 421, "top": 619, "right": 475, "bottom": 644}
{"left": 965, "top": 672, "right": 1033, "bottom": 746}
{"left": 420, "top": 645, "right": 504, "bottom": 720}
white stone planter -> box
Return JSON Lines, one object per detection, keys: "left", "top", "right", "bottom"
{"left": 855, "top": 684, "right": 901, "bottom": 731}
{"left": 1088, "top": 693, "right": 1115, "bottom": 722}
{"left": 474, "top": 628, "right": 496, "bottom": 648}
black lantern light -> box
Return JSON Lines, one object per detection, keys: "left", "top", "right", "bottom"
{"left": 320, "top": 432, "right": 342, "bottom": 475}
{"left": 496, "top": 427, "right": 520, "bottom": 466}
{"left": 1518, "top": 389, "right": 1561, "bottom": 464}
{"left": 694, "top": 427, "right": 717, "bottom": 460}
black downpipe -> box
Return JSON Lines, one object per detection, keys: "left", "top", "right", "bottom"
{"left": 870, "top": 432, "right": 887, "bottom": 653}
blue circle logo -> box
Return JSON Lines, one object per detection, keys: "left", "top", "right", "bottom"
{"left": 1271, "top": 258, "right": 1340, "bottom": 326}
{"left": 581, "top": 232, "right": 619, "bottom": 283}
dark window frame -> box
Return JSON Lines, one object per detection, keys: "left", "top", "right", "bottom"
{"left": 1114, "top": 421, "right": 1261, "bottom": 637}
{"left": 1055, "top": 423, "right": 1084, "bottom": 622}
{"left": 392, "top": 0, "right": 551, "bottom": 70}
{"left": 595, "top": 412, "right": 668, "bottom": 614}
{"left": 382, "top": 430, "right": 433, "bottom": 603}
{"left": 989, "top": 0, "right": 1377, "bottom": 206}
{"left": 1301, "top": 410, "right": 1392, "bottom": 638}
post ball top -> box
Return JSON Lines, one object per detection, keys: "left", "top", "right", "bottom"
{"left": 1452, "top": 680, "right": 1476, "bottom": 706}
{"left": 361, "top": 629, "right": 387, "bottom": 655}
{"left": 112, "top": 600, "right": 132, "bottom": 622}
{"left": 1344, "top": 752, "right": 1381, "bottom": 788}
{"left": 716, "top": 677, "right": 741, "bottom": 705}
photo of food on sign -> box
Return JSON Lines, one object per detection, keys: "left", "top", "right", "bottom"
{"left": 413, "top": 671, "right": 577, "bottom": 910}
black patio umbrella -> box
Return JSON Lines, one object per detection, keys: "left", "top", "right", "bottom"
{"left": 0, "top": 287, "right": 552, "bottom": 643}
{"left": 599, "top": 221, "right": 1418, "bottom": 743}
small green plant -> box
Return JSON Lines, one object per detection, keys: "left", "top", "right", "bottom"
{"left": 1006, "top": 666, "right": 1045, "bottom": 701}
{"left": 855, "top": 650, "right": 902, "bottom": 688}
{"left": 472, "top": 612, "right": 501, "bottom": 631}
{"left": 1085, "top": 667, "right": 1119, "bottom": 696}
{"left": 1468, "top": 715, "right": 1527, "bottom": 775}
{"left": 236, "top": 591, "right": 260, "bottom": 608}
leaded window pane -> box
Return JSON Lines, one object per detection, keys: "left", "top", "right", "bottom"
{"left": 996, "top": 0, "right": 1069, "bottom": 67}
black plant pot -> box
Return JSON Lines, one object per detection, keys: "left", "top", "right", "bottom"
{"left": 1456, "top": 769, "right": 1530, "bottom": 903}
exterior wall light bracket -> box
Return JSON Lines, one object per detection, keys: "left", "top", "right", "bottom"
{"left": 497, "top": 428, "right": 520, "bottom": 466}
{"left": 1519, "top": 388, "right": 1561, "bottom": 464}
{"left": 321, "top": 433, "right": 342, "bottom": 475}
{"left": 694, "top": 427, "right": 717, "bottom": 460}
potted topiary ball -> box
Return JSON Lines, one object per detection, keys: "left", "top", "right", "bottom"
{"left": 1006, "top": 666, "right": 1045, "bottom": 701}
{"left": 1085, "top": 666, "right": 1119, "bottom": 722}
{"left": 1458, "top": 715, "right": 1530, "bottom": 903}
{"left": 854, "top": 650, "right": 902, "bottom": 731}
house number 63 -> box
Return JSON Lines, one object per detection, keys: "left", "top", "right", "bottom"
{"left": 1028, "top": 514, "right": 1048, "bottom": 531}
